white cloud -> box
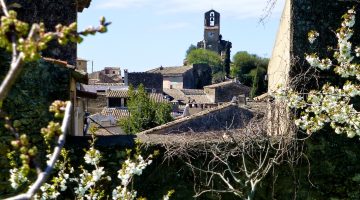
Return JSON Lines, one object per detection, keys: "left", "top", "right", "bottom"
{"left": 95, "top": 0, "right": 285, "bottom": 19}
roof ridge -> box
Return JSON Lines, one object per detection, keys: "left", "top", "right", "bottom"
{"left": 138, "top": 103, "right": 237, "bottom": 135}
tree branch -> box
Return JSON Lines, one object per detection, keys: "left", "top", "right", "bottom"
{"left": 6, "top": 102, "right": 72, "bottom": 200}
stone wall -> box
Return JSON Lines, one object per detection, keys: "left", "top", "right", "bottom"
{"left": 164, "top": 76, "right": 184, "bottom": 89}
{"left": 128, "top": 72, "right": 163, "bottom": 92}
{"left": 290, "top": 0, "right": 360, "bottom": 89}
{"left": 87, "top": 94, "right": 107, "bottom": 114}
{"left": 215, "top": 84, "right": 250, "bottom": 103}
{"left": 13, "top": 0, "right": 77, "bottom": 64}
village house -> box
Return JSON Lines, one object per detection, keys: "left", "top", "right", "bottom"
{"left": 89, "top": 67, "right": 122, "bottom": 84}
{"left": 163, "top": 80, "right": 250, "bottom": 114}
{"left": 147, "top": 64, "right": 211, "bottom": 90}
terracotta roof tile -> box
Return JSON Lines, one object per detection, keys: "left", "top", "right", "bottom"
{"left": 107, "top": 90, "right": 129, "bottom": 98}
{"left": 101, "top": 108, "right": 130, "bottom": 120}
{"left": 149, "top": 93, "right": 169, "bottom": 103}
{"left": 204, "top": 80, "right": 235, "bottom": 88}
{"left": 163, "top": 88, "right": 212, "bottom": 104}
{"left": 147, "top": 65, "right": 192, "bottom": 76}
{"left": 138, "top": 103, "right": 236, "bottom": 135}
{"left": 181, "top": 89, "right": 205, "bottom": 95}
{"left": 106, "top": 90, "right": 169, "bottom": 103}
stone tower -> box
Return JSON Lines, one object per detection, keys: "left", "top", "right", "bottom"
{"left": 203, "top": 10, "right": 220, "bottom": 52}
{"left": 197, "top": 10, "right": 232, "bottom": 76}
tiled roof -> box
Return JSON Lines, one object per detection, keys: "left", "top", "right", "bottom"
{"left": 181, "top": 89, "right": 205, "bottom": 95}
{"left": 163, "top": 88, "right": 186, "bottom": 101}
{"left": 253, "top": 93, "right": 269, "bottom": 101}
{"left": 137, "top": 103, "right": 236, "bottom": 135}
{"left": 101, "top": 108, "right": 130, "bottom": 120}
{"left": 163, "top": 88, "right": 212, "bottom": 104}
{"left": 149, "top": 93, "right": 169, "bottom": 103}
{"left": 204, "top": 80, "right": 251, "bottom": 94}
{"left": 81, "top": 84, "right": 128, "bottom": 93}
{"left": 204, "top": 80, "right": 235, "bottom": 88}
{"left": 106, "top": 90, "right": 169, "bottom": 103}
{"left": 147, "top": 65, "right": 192, "bottom": 76}
{"left": 94, "top": 82, "right": 125, "bottom": 86}
{"left": 186, "top": 95, "right": 212, "bottom": 104}
{"left": 107, "top": 90, "right": 129, "bottom": 98}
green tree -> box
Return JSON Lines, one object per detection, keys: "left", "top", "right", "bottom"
{"left": 186, "top": 48, "right": 225, "bottom": 83}
{"left": 119, "top": 84, "right": 173, "bottom": 134}
{"left": 231, "top": 51, "right": 268, "bottom": 97}
{"left": 185, "top": 44, "right": 197, "bottom": 56}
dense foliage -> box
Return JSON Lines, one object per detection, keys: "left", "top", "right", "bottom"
{"left": 186, "top": 48, "right": 225, "bottom": 83}
{"left": 231, "top": 51, "right": 268, "bottom": 97}
{"left": 119, "top": 84, "right": 173, "bottom": 134}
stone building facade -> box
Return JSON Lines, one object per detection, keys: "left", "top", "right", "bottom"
{"left": 76, "top": 58, "right": 88, "bottom": 72}
{"left": 204, "top": 80, "right": 251, "bottom": 103}
{"left": 268, "top": 0, "right": 360, "bottom": 92}
{"left": 197, "top": 10, "right": 232, "bottom": 76}
{"left": 148, "top": 64, "right": 211, "bottom": 90}
{"left": 126, "top": 71, "right": 163, "bottom": 92}
{"left": 267, "top": 0, "right": 360, "bottom": 135}
{"left": 12, "top": 0, "right": 91, "bottom": 65}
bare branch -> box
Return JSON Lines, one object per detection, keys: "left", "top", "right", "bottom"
{"left": 6, "top": 102, "right": 72, "bottom": 200}
{"left": 0, "top": 0, "right": 9, "bottom": 17}
{"left": 0, "top": 24, "right": 40, "bottom": 103}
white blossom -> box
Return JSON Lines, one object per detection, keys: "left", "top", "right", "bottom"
{"left": 9, "top": 168, "right": 28, "bottom": 189}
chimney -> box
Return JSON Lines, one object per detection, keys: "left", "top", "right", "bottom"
{"left": 124, "top": 69, "right": 128, "bottom": 86}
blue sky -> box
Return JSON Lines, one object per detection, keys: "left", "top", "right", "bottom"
{"left": 78, "top": 0, "right": 285, "bottom": 73}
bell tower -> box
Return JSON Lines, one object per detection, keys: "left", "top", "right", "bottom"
{"left": 203, "top": 10, "right": 220, "bottom": 52}
{"left": 197, "top": 9, "right": 232, "bottom": 77}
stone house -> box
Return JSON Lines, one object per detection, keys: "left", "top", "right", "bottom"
{"left": 163, "top": 80, "right": 250, "bottom": 115}
{"left": 106, "top": 90, "right": 168, "bottom": 108}
{"left": 125, "top": 70, "right": 163, "bottom": 92}
{"left": 147, "top": 64, "right": 211, "bottom": 90}
{"left": 204, "top": 80, "right": 250, "bottom": 103}
{"left": 88, "top": 67, "right": 122, "bottom": 84}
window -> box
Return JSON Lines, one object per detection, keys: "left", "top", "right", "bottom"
{"left": 210, "top": 12, "right": 215, "bottom": 26}
{"left": 108, "top": 98, "right": 122, "bottom": 108}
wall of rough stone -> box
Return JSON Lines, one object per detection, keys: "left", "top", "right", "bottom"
{"left": 290, "top": 0, "right": 360, "bottom": 89}
{"left": 87, "top": 94, "right": 107, "bottom": 113}
{"left": 215, "top": 84, "right": 250, "bottom": 103}
{"left": 13, "top": 0, "right": 77, "bottom": 64}
{"left": 0, "top": 2, "right": 79, "bottom": 192}
{"left": 128, "top": 72, "right": 163, "bottom": 92}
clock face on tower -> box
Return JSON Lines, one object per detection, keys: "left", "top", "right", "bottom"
{"left": 207, "top": 32, "right": 214, "bottom": 38}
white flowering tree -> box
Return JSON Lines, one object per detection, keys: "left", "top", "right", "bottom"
{"left": 276, "top": 8, "right": 360, "bottom": 138}
{"left": 0, "top": 1, "right": 173, "bottom": 199}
